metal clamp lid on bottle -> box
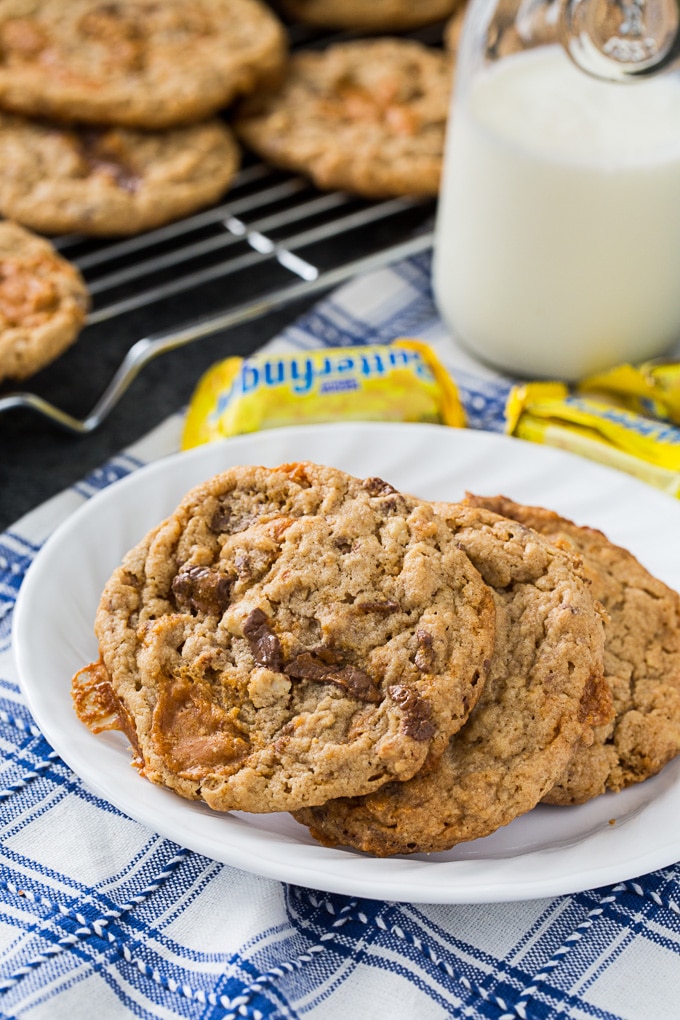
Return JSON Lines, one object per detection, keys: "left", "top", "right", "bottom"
{"left": 560, "top": 0, "right": 680, "bottom": 79}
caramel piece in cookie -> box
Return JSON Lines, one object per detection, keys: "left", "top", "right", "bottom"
{"left": 0, "top": 113, "right": 241, "bottom": 237}
{"left": 234, "top": 39, "right": 453, "bottom": 198}
{"left": 0, "top": 221, "right": 89, "bottom": 382}
{"left": 276, "top": 0, "right": 463, "bottom": 31}
{"left": 294, "top": 504, "right": 607, "bottom": 855}
{"left": 466, "top": 493, "right": 680, "bottom": 803}
{"left": 73, "top": 463, "right": 495, "bottom": 814}
{"left": 0, "top": 0, "right": 287, "bottom": 129}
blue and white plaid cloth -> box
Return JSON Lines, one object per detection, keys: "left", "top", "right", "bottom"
{"left": 2, "top": 252, "right": 680, "bottom": 1020}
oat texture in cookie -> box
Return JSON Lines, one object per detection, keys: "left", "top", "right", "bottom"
{"left": 276, "top": 0, "right": 463, "bottom": 30}
{"left": 234, "top": 39, "right": 452, "bottom": 198}
{"left": 294, "top": 503, "right": 608, "bottom": 855}
{"left": 466, "top": 494, "right": 680, "bottom": 803}
{"left": 72, "top": 463, "right": 495, "bottom": 814}
{"left": 0, "top": 221, "right": 89, "bottom": 382}
{"left": 0, "top": 0, "right": 287, "bottom": 129}
{"left": 0, "top": 113, "right": 241, "bottom": 236}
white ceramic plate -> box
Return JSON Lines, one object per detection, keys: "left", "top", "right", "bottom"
{"left": 13, "top": 422, "right": 680, "bottom": 903}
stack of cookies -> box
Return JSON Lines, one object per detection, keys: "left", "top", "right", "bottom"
{"left": 0, "top": 0, "right": 289, "bottom": 381}
{"left": 71, "top": 461, "right": 680, "bottom": 856}
{"left": 0, "top": 0, "right": 289, "bottom": 237}
{"left": 0, "top": 0, "right": 462, "bottom": 381}
{"left": 0, "top": 0, "right": 467, "bottom": 234}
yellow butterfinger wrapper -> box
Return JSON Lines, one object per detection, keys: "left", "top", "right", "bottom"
{"left": 578, "top": 361, "right": 680, "bottom": 425}
{"left": 182, "top": 339, "right": 466, "bottom": 449}
{"left": 505, "top": 382, "right": 680, "bottom": 498}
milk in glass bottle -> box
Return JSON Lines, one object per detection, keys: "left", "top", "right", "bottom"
{"left": 433, "top": 0, "right": 680, "bottom": 379}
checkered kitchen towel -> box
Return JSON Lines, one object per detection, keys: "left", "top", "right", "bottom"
{"left": 2, "top": 252, "right": 680, "bottom": 1020}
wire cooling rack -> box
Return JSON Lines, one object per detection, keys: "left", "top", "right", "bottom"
{"left": 0, "top": 23, "right": 441, "bottom": 434}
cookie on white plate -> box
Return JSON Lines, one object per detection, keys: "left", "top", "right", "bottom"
{"left": 72, "top": 462, "right": 496, "bottom": 814}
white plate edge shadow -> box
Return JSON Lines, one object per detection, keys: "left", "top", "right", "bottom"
{"left": 12, "top": 421, "right": 680, "bottom": 903}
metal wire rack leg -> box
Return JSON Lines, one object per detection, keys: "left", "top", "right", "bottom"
{"left": 0, "top": 232, "right": 433, "bottom": 434}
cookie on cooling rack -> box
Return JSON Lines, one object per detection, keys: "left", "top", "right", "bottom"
{"left": 234, "top": 38, "right": 453, "bottom": 199}
{"left": 275, "top": 0, "right": 463, "bottom": 30}
{"left": 444, "top": 0, "right": 557, "bottom": 56}
{"left": 0, "top": 221, "right": 89, "bottom": 383}
{"left": 0, "top": 0, "right": 287, "bottom": 129}
{"left": 294, "top": 502, "right": 609, "bottom": 855}
{"left": 72, "top": 462, "right": 496, "bottom": 814}
{"left": 443, "top": 3, "right": 466, "bottom": 51}
{"left": 466, "top": 494, "right": 680, "bottom": 804}
{"left": 0, "top": 113, "right": 241, "bottom": 237}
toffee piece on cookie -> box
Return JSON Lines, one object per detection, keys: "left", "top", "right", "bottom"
{"left": 294, "top": 503, "right": 609, "bottom": 855}
{"left": 0, "top": 221, "right": 89, "bottom": 382}
{"left": 72, "top": 462, "right": 496, "bottom": 814}
{"left": 234, "top": 38, "right": 453, "bottom": 198}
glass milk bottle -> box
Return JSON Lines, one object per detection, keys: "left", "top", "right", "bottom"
{"left": 433, "top": 0, "right": 680, "bottom": 380}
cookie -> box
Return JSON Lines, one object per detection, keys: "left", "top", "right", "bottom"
{"left": 466, "top": 494, "right": 680, "bottom": 803}
{"left": 0, "top": 113, "right": 241, "bottom": 237}
{"left": 275, "top": 0, "right": 463, "bottom": 31}
{"left": 0, "top": 221, "right": 89, "bottom": 382}
{"left": 294, "top": 503, "right": 608, "bottom": 855}
{"left": 443, "top": 4, "right": 466, "bottom": 51}
{"left": 0, "top": 0, "right": 287, "bottom": 129}
{"left": 234, "top": 39, "right": 453, "bottom": 198}
{"left": 72, "top": 463, "right": 495, "bottom": 814}
{"left": 444, "top": 0, "right": 557, "bottom": 56}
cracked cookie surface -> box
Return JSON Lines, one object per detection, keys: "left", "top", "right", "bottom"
{"left": 294, "top": 503, "right": 608, "bottom": 854}
{"left": 0, "top": 0, "right": 287, "bottom": 128}
{"left": 466, "top": 494, "right": 680, "bottom": 803}
{"left": 234, "top": 38, "right": 452, "bottom": 198}
{"left": 72, "top": 462, "right": 495, "bottom": 813}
